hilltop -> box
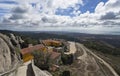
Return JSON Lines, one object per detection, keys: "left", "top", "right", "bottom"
{"left": 0, "top": 30, "right": 120, "bottom": 76}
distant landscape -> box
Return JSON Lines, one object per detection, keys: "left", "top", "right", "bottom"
{"left": 0, "top": 30, "right": 120, "bottom": 76}
{"left": 0, "top": 0, "right": 120, "bottom": 76}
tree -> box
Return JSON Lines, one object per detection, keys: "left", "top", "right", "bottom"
{"left": 32, "top": 50, "right": 51, "bottom": 70}
{"left": 61, "top": 54, "right": 74, "bottom": 65}
{"left": 61, "top": 71, "right": 70, "bottom": 76}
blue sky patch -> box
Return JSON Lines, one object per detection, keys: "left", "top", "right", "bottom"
{"left": 0, "top": 8, "right": 10, "bottom": 13}
{"left": 0, "top": 1, "right": 18, "bottom": 4}
{"left": 80, "top": 0, "right": 108, "bottom": 13}
{"left": 55, "top": 7, "right": 75, "bottom": 17}
{"left": 55, "top": 0, "right": 108, "bottom": 16}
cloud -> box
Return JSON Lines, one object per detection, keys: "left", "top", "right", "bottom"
{"left": 9, "top": 13, "right": 28, "bottom": 20}
{"left": 41, "top": 16, "right": 57, "bottom": 23}
{"left": 95, "top": 0, "right": 120, "bottom": 16}
{"left": 0, "top": 0, "right": 120, "bottom": 34}
{"left": 34, "top": 0, "right": 83, "bottom": 15}
{"left": 100, "top": 12, "right": 116, "bottom": 20}
{"left": 12, "top": 6, "right": 30, "bottom": 13}
{"left": 8, "top": 4, "right": 33, "bottom": 20}
{"left": 51, "top": 0, "right": 83, "bottom": 9}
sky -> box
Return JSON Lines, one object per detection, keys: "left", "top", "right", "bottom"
{"left": 0, "top": 0, "right": 120, "bottom": 35}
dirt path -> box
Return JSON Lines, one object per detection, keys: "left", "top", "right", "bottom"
{"left": 77, "top": 43, "right": 87, "bottom": 60}
{"left": 84, "top": 46, "right": 119, "bottom": 76}
{"left": 76, "top": 43, "right": 99, "bottom": 76}
{"left": 65, "top": 41, "right": 76, "bottom": 54}
{"left": 75, "top": 43, "right": 119, "bottom": 76}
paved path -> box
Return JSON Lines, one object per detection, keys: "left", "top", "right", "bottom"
{"left": 16, "top": 61, "right": 31, "bottom": 76}
{"left": 16, "top": 60, "right": 52, "bottom": 76}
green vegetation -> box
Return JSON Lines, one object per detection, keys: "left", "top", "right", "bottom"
{"left": 61, "top": 54, "right": 74, "bottom": 65}
{"left": 61, "top": 71, "right": 70, "bottom": 76}
{"left": 20, "top": 37, "right": 39, "bottom": 48}
{"left": 1, "top": 30, "right": 120, "bottom": 76}
{"left": 51, "top": 68, "right": 71, "bottom": 76}
{"left": 22, "top": 37, "right": 39, "bottom": 45}
{"left": 83, "top": 40, "right": 120, "bottom": 75}
{"left": 32, "top": 50, "right": 51, "bottom": 70}
{"left": 15, "top": 47, "right": 23, "bottom": 60}
{"left": 83, "top": 41, "right": 120, "bottom": 56}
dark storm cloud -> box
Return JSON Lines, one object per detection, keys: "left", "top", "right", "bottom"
{"left": 12, "top": 6, "right": 29, "bottom": 13}
{"left": 41, "top": 16, "right": 57, "bottom": 23}
{"left": 9, "top": 14, "right": 27, "bottom": 20}
{"left": 100, "top": 12, "right": 116, "bottom": 20}
{"left": 8, "top": 5, "right": 30, "bottom": 20}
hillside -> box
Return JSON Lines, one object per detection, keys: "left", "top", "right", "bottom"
{"left": 0, "top": 30, "right": 120, "bottom": 76}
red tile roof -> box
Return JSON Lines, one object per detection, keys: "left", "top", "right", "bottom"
{"left": 21, "top": 44, "right": 61, "bottom": 60}
{"left": 50, "top": 52, "right": 61, "bottom": 60}
{"left": 42, "top": 39, "right": 61, "bottom": 44}
{"left": 21, "top": 44, "right": 45, "bottom": 55}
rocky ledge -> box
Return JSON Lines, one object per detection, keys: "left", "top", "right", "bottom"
{"left": 0, "top": 33, "right": 22, "bottom": 75}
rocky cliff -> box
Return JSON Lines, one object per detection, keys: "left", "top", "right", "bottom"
{"left": 0, "top": 33, "right": 53, "bottom": 76}
{"left": 0, "top": 33, "right": 22, "bottom": 74}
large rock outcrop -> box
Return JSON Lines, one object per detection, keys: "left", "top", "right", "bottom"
{"left": 10, "top": 33, "right": 24, "bottom": 48}
{"left": 0, "top": 33, "right": 22, "bottom": 74}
